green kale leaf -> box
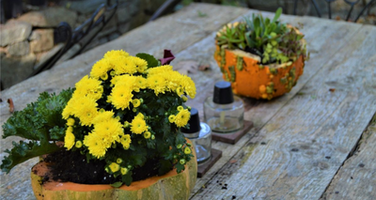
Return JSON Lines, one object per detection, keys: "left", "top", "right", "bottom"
{"left": 1, "top": 88, "right": 74, "bottom": 173}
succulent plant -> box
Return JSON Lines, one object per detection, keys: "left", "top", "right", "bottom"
{"left": 215, "top": 8, "right": 307, "bottom": 65}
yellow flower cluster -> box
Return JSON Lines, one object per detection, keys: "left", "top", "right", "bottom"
{"left": 168, "top": 107, "right": 191, "bottom": 127}
{"left": 62, "top": 49, "right": 196, "bottom": 160}
{"left": 147, "top": 65, "right": 196, "bottom": 97}
{"left": 108, "top": 75, "right": 146, "bottom": 110}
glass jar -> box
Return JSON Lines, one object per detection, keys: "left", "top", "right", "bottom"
{"left": 181, "top": 108, "right": 212, "bottom": 164}
{"left": 204, "top": 81, "right": 244, "bottom": 133}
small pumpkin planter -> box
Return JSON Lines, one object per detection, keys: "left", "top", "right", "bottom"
{"left": 214, "top": 41, "right": 306, "bottom": 100}
{"left": 31, "top": 150, "right": 197, "bottom": 200}
{"left": 214, "top": 8, "right": 308, "bottom": 100}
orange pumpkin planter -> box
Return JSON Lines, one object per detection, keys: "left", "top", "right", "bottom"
{"left": 214, "top": 9, "right": 308, "bottom": 100}
{"left": 31, "top": 149, "right": 197, "bottom": 200}
{"left": 214, "top": 45, "right": 306, "bottom": 100}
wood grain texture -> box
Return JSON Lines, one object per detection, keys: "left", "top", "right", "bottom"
{"left": 322, "top": 115, "right": 376, "bottom": 199}
{"left": 190, "top": 24, "right": 376, "bottom": 199}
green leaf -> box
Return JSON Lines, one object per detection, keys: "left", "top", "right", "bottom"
{"left": 269, "top": 23, "right": 277, "bottom": 34}
{"left": 110, "top": 182, "right": 123, "bottom": 188}
{"left": 122, "top": 171, "right": 133, "bottom": 186}
{"left": 1, "top": 88, "right": 73, "bottom": 173}
{"left": 245, "top": 32, "right": 253, "bottom": 47}
{"left": 254, "top": 17, "right": 260, "bottom": 30}
{"left": 265, "top": 18, "right": 270, "bottom": 26}
{"left": 1, "top": 141, "right": 61, "bottom": 173}
{"left": 175, "top": 163, "right": 185, "bottom": 173}
{"left": 136, "top": 53, "right": 159, "bottom": 68}
{"left": 272, "top": 7, "right": 283, "bottom": 23}
{"left": 2, "top": 88, "right": 73, "bottom": 141}
{"left": 255, "top": 27, "right": 261, "bottom": 38}
{"left": 49, "top": 126, "right": 65, "bottom": 140}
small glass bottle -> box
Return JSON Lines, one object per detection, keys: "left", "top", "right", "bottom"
{"left": 181, "top": 108, "right": 212, "bottom": 164}
{"left": 204, "top": 81, "right": 244, "bottom": 133}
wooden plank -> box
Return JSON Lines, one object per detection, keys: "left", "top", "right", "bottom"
{"left": 322, "top": 109, "right": 376, "bottom": 198}
{"left": 0, "top": 4, "right": 250, "bottom": 200}
{"left": 190, "top": 25, "right": 376, "bottom": 199}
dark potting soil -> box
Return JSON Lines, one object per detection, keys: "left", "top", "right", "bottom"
{"left": 42, "top": 148, "right": 168, "bottom": 184}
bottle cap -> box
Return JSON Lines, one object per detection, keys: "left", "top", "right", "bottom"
{"left": 213, "top": 81, "right": 234, "bottom": 104}
{"left": 181, "top": 108, "right": 201, "bottom": 133}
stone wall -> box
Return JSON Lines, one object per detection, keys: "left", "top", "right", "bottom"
{"left": 0, "top": 0, "right": 165, "bottom": 90}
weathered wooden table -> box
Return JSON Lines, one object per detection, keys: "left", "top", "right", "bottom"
{"left": 1, "top": 3, "right": 375, "bottom": 200}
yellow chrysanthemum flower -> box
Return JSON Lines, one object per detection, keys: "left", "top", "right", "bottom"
{"left": 144, "top": 131, "right": 151, "bottom": 139}
{"left": 163, "top": 71, "right": 181, "bottom": 92}
{"left": 177, "top": 106, "right": 184, "bottom": 111}
{"left": 92, "top": 110, "right": 115, "bottom": 124}
{"left": 174, "top": 109, "right": 191, "bottom": 127}
{"left": 111, "top": 75, "right": 143, "bottom": 92}
{"left": 147, "top": 75, "right": 166, "bottom": 95}
{"left": 130, "top": 113, "right": 148, "bottom": 134}
{"left": 104, "top": 50, "right": 129, "bottom": 60}
{"left": 180, "top": 76, "right": 196, "bottom": 98}
{"left": 135, "top": 76, "right": 147, "bottom": 90}
{"left": 110, "top": 74, "right": 126, "bottom": 85}
{"left": 168, "top": 115, "right": 176, "bottom": 123}
{"left": 116, "top": 158, "right": 123, "bottom": 164}
{"left": 64, "top": 127, "right": 75, "bottom": 150}
{"left": 184, "top": 146, "right": 191, "bottom": 154}
{"left": 113, "top": 56, "right": 137, "bottom": 75}
{"left": 176, "top": 87, "right": 184, "bottom": 96}
{"left": 91, "top": 117, "right": 123, "bottom": 148}
{"left": 120, "top": 134, "right": 131, "bottom": 150}
{"left": 62, "top": 101, "right": 74, "bottom": 120}
{"left": 110, "top": 84, "right": 133, "bottom": 110}
{"left": 121, "top": 167, "right": 128, "bottom": 175}
{"left": 90, "top": 59, "right": 112, "bottom": 79}
{"left": 132, "top": 56, "right": 148, "bottom": 73}
{"left": 66, "top": 118, "right": 75, "bottom": 126}
{"left": 147, "top": 65, "right": 173, "bottom": 75}
{"left": 137, "top": 113, "right": 145, "bottom": 119}
{"left": 75, "top": 141, "right": 83, "bottom": 148}
{"left": 109, "top": 162, "right": 120, "bottom": 173}
{"left": 73, "top": 75, "right": 103, "bottom": 100}
{"left": 132, "top": 99, "right": 141, "bottom": 108}
{"left": 100, "top": 73, "right": 108, "bottom": 80}
{"left": 69, "top": 96, "right": 98, "bottom": 126}
{"left": 83, "top": 133, "right": 107, "bottom": 159}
